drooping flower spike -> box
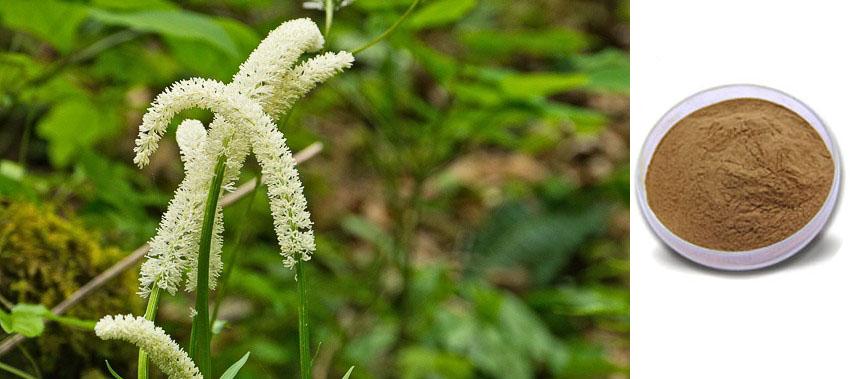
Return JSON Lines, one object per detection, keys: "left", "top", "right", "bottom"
{"left": 136, "top": 18, "right": 354, "bottom": 296}
{"left": 95, "top": 315, "right": 201, "bottom": 379}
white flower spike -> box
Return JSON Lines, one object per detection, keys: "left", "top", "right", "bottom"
{"left": 136, "top": 18, "right": 353, "bottom": 296}
{"left": 138, "top": 119, "right": 225, "bottom": 296}
{"left": 95, "top": 314, "right": 201, "bottom": 379}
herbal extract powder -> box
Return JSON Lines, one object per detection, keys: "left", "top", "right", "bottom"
{"left": 645, "top": 98, "right": 834, "bottom": 251}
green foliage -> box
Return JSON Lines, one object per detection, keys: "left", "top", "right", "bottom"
{"left": 36, "top": 99, "right": 120, "bottom": 167}
{"left": 469, "top": 199, "right": 609, "bottom": 284}
{"left": 0, "top": 304, "right": 48, "bottom": 337}
{"left": 399, "top": 347, "right": 472, "bottom": 378}
{"left": 89, "top": 8, "right": 239, "bottom": 58}
{"left": 219, "top": 352, "right": 250, "bottom": 379}
{"left": 461, "top": 28, "right": 591, "bottom": 59}
{"left": 408, "top": 0, "right": 477, "bottom": 29}
{"left": 573, "top": 49, "right": 631, "bottom": 94}
{"left": 429, "top": 282, "right": 570, "bottom": 378}
{"left": 499, "top": 72, "right": 588, "bottom": 98}
{"left": 0, "top": 0, "right": 88, "bottom": 52}
{"left": 0, "top": 0, "right": 628, "bottom": 377}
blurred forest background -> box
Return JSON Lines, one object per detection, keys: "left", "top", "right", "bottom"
{"left": 0, "top": 0, "right": 629, "bottom": 378}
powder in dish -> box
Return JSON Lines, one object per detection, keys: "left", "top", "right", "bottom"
{"left": 645, "top": 98, "right": 834, "bottom": 251}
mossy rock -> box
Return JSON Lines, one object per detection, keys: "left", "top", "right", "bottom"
{"left": 0, "top": 200, "right": 142, "bottom": 377}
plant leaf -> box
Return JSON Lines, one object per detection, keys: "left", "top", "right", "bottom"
{"left": 341, "top": 366, "right": 355, "bottom": 379}
{"left": 36, "top": 98, "right": 120, "bottom": 167}
{"left": 499, "top": 72, "right": 588, "bottom": 99}
{"left": 0, "top": 0, "right": 88, "bottom": 52}
{"left": 408, "top": 0, "right": 477, "bottom": 29}
{"left": 88, "top": 9, "right": 239, "bottom": 58}
{"left": 0, "top": 304, "right": 49, "bottom": 337}
{"left": 0, "top": 309, "right": 9, "bottom": 329}
{"left": 105, "top": 360, "right": 125, "bottom": 379}
{"left": 469, "top": 203, "right": 608, "bottom": 284}
{"left": 219, "top": 352, "right": 250, "bottom": 379}
{"left": 571, "top": 49, "right": 629, "bottom": 93}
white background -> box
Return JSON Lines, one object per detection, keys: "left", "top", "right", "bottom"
{"left": 631, "top": 1, "right": 847, "bottom": 378}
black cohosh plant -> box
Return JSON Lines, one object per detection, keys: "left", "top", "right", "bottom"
{"left": 95, "top": 19, "right": 353, "bottom": 378}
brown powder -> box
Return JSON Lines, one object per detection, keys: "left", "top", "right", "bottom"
{"left": 645, "top": 98, "right": 834, "bottom": 251}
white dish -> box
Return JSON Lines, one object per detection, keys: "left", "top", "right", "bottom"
{"left": 635, "top": 84, "right": 842, "bottom": 270}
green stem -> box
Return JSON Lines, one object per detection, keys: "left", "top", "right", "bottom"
{"left": 210, "top": 177, "right": 259, "bottom": 328}
{"left": 352, "top": 0, "right": 421, "bottom": 55}
{"left": 138, "top": 284, "right": 161, "bottom": 379}
{"left": 0, "top": 361, "right": 36, "bottom": 379}
{"left": 44, "top": 314, "right": 96, "bottom": 330}
{"left": 324, "top": 0, "right": 334, "bottom": 36}
{"left": 189, "top": 156, "right": 227, "bottom": 378}
{"left": 296, "top": 259, "right": 310, "bottom": 379}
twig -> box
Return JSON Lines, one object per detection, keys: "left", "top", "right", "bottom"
{"left": 0, "top": 142, "right": 323, "bottom": 357}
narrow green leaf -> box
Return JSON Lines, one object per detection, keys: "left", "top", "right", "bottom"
{"left": 88, "top": 9, "right": 239, "bottom": 58}
{"left": 499, "top": 72, "right": 588, "bottom": 99}
{"left": 408, "top": 0, "right": 476, "bottom": 29}
{"left": 189, "top": 156, "right": 227, "bottom": 377}
{"left": 219, "top": 352, "right": 251, "bottom": 379}
{"left": 341, "top": 366, "right": 355, "bottom": 379}
{"left": 105, "top": 360, "right": 125, "bottom": 379}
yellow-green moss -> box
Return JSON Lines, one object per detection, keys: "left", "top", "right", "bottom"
{"left": 0, "top": 200, "right": 142, "bottom": 376}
